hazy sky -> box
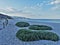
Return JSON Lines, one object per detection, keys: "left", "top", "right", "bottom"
{"left": 0, "top": 0, "right": 60, "bottom": 19}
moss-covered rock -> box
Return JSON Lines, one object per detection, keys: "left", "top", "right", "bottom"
{"left": 15, "top": 22, "right": 30, "bottom": 27}
{"left": 29, "top": 25, "right": 52, "bottom": 30}
{"left": 16, "top": 29, "right": 59, "bottom": 42}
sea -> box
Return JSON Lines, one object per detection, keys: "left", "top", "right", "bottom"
{"left": 27, "top": 19, "right": 60, "bottom": 23}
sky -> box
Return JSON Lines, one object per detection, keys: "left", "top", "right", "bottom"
{"left": 0, "top": 0, "right": 60, "bottom": 19}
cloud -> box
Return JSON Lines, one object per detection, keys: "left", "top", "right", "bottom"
{"left": 50, "top": 0, "right": 60, "bottom": 4}
{"left": 36, "top": 2, "right": 44, "bottom": 8}
{"left": 0, "top": 5, "right": 60, "bottom": 19}
{"left": 0, "top": 7, "right": 35, "bottom": 17}
{"left": 48, "top": 0, "right": 60, "bottom": 10}
{"left": 51, "top": 5, "right": 60, "bottom": 10}
{"left": 0, "top": 7, "right": 15, "bottom": 13}
{"left": 0, "top": 6, "right": 44, "bottom": 19}
{"left": 0, "top": 7, "right": 23, "bottom": 13}
{"left": 6, "top": 7, "right": 16, "bottom": 12}
{"left": 0, "top": 1, "right": 50, "bottom": 15}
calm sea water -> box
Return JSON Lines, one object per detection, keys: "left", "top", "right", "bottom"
{"left": 12, "top": 17, "right": 60, "bottom": 23}
{"left": 28, "top": 19, "right": 60, "bottom": 23}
